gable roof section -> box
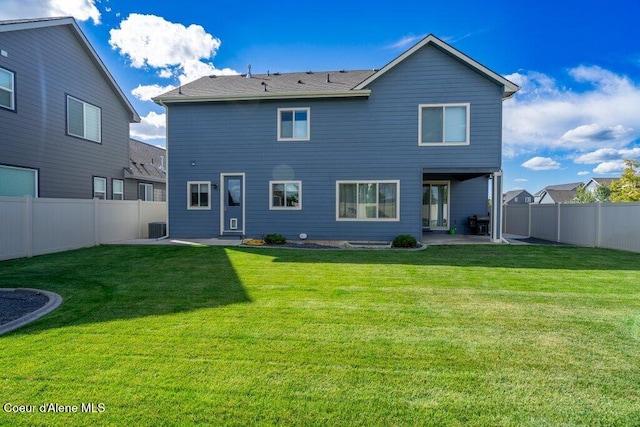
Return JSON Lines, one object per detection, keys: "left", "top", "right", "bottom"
{"left": 354, "top": 34, "right": 519, "bottom": 99}
{"left": 0, "top": 16, "right": 140, "bottom": 123}
{"left": 544, "top": 189, "right": 578, "bottom": 204}
{"left": 154, "top": 33, "right": 519, "bottom": 104}
{"left": 503, "top": 189, "right": 532, "bottom": 203}
{"left": 586, "top": 177, "right": 617, "bottom": 187}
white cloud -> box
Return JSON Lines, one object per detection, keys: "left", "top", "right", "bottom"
{"left": 514, "top": 178, "right": 528, "bottom": 182}
{"left": 0, "top": 0, "right": 100, "bottom": 24}
{"left": 561, "top": 124, "right": 632, "bottom": 144}
{"left": 593, "top": 161, "right": 626, "bottom": 174}
{"left": 574, "top": 147, "right": 640, "bottom": 164}
{"left": 388, "top": 34, "right": 427, "bottom": 50}
{"left": 109, "top": 14, "right": 238, "bottom": 87}
{"left": 577, "top": 171, "right": 590, "bottom": 176}
{"left": 503, "top": 66, "right": 640, "bottom": 157}
{"left": 521, "top": 157, "right": 561, "bottom": 171}
{"left": 178, "top": 59, "right": 237, "bottom": 85}
{"left": 131, "top": 84, "right": 175, "bottom": 102}
{"left": 130, "top": 111, "right": 166, "bottom": 142}
{"left": 109, "top": 14, "right": 219, "bottom": 69}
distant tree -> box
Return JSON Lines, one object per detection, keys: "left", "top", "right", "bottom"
{"left": 572, "top": 183, "right": 611, "bottom": 203}
{"left": 609, "top": 159, "right": 640, "bottom": 202}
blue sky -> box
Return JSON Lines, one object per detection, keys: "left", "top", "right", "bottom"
{"left": 1, "top": 0, "right": 639, "bottom": 194}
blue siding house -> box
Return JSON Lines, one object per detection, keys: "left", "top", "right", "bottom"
{"left": 154, "top": 35, "right": 518, "bottom": 242}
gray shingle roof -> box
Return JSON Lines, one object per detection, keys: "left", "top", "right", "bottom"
{"left": 126, "top": 139, "right": 166, "bottom": 182}
{"left": 544, "top": 189, "right": 578, "bottom": 203}
{"left": 157, "top": 70, "right": 376, "bottom": 100}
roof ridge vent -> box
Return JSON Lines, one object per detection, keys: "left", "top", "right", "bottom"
{"left": 246, "top": 64, "right": 252, "bottom": 78}
{"left": 306, "top": 71, "right": 313, "bottom": 74}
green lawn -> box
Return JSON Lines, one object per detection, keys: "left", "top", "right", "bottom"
{"left": 1, "top": 244, "right": 639, "bottom": 426}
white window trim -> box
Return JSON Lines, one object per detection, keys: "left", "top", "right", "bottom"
{"left": 418, "top": 103, "right": 470, "bottom": 146}
{"left": 67, "top": 95, "right": 102, "bottom": 143}
{"left": 112, "top": 179, "right": 124, "bottom": 200}
{"left": 187, "top": 181, "right": 211, "bottom": 210}
{"left": 0, "top": 67, "right": 15, "bottom": 111}
{"left": 277, "top": 107, "right": 310, "bottom": 141}
{"left": 335, "top": 180, "right": 400, "bottom": 222}
{"left": 93, "top": 177, "right": 106, "bottom": 199}
{"left": 269, "top": 180, "right": 302, "bottom": 210}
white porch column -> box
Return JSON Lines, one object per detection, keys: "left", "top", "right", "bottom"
{"left": 491, "top": 171, "right": 503, "bottom": 242}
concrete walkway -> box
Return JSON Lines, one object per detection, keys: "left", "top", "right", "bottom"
{"left": 110, "top": 233, "right": 534, "bottom": 248}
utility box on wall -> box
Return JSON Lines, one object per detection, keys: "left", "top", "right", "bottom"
{"left": 148, "top": 222, "right": 167, "bottom": 239}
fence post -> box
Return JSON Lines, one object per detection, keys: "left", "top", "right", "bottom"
{"left": 138, "top": 199, "right": 142, "bottom": 239}
{"left": 595, "top": 202, "right": 602, "bottom": 248}
{"left": 93, "top": 197, "right": 100, "bottom": 245}
{"left": 556, "top": 203, "right": 561, "bottom": 243}
{"left": 24, "top": 196, "right": 33, "bottom": 258}
{"left": 528, "top": 202, "right": 532, "bottom": 237}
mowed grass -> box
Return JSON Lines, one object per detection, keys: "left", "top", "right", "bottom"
{"left": 0, "top": 244, "right": 639, "bottom": 426}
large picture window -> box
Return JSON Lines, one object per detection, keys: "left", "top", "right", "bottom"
{"left": 277, "top": 108, "right": 310, "bottom": 141}
{"left": 67, "top": 95, "right": 101, "bottom": 143}
{"left": 188, "top": 181, "right": 210, "bottom": 210}
{"left": 0, "top": 67, "right": 15, "bottom": 111}
{"left": 336, "top": 180, "right": 399, "bottom": 221}
{"left": 270, "top": 181, "right": 301, "bottom": 210}
{"left": 419, "top": 103, "right": 469, "bottom": 145}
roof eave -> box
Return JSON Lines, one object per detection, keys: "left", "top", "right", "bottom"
{"left": 153, "top": 89, "right": 371, "bottom": 105}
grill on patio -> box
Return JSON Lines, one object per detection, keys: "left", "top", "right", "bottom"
{"left": 468, "top": 215, "right": 490, "bottom": 235}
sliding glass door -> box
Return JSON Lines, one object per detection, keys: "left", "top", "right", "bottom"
{"left": 422, "top": 182, "right": 449, "bottom": 230}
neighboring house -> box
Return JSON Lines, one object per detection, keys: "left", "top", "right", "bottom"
{"left": 126, "top": 139, "right": 167, "bottom": 201}
{"left": 154, "top": 34, "right": 519, "bottom": 241}
{"left": 0, "top": 17, "right": 139, "bottom": 199}
{"left": 535, "top": 182, "right": 582, "bottom": 204}
{"left": 503, "top": 189, "right": 533, "bottom": 205}
{"left": 583, "top": 177, "right": 616, "bottom": 194}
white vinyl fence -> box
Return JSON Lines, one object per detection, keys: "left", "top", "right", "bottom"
{"left": 503, "top": 202, "right": 640, "bottom": 253}
{"left": 1, "top": 197, "right": 167, "bottom": 261}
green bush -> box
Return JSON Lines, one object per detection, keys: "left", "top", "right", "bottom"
{"left": 264, "top": 233, "right": 287, "bottom": 245}
{"left": 392, "top": 234, "right": 418, "bottom": 248}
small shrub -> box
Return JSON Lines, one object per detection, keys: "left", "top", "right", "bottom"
{"left": 264, "top": 233, "right": 287, "bottom": 245}
{"left": 392, "top": 234, "right": 417, "bottom": 248}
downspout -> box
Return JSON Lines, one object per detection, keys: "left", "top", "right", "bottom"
{"left": 155, "top": 99, "right": 170, "bottom": 240}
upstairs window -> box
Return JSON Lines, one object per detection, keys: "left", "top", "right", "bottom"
{"left": 278, "top": 108, "right": 310, "bottom": 141}
{"left": 67, "top": 95, "right": 101, "bottom": 143}
{"left": 0, "top": 67, "right": 15, "bottom": 111}
{"left": 270, "top": 181, "right": 301, "bottom": 210}
{"left": 419, "top": 103, "right": 469, "bottom": 145}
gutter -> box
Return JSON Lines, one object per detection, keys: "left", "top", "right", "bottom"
{"left": 153, "top": 89, "right": 371, "bottom": 105}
